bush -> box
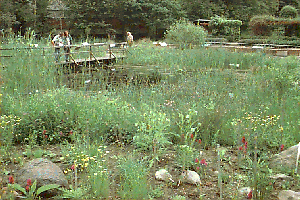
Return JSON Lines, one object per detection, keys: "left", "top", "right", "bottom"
{"left": 249, "top": 15, "right": 276, "bottom": 36}
{"left": 209, "top": 15, "right": 242, "bottom": 41}
{"left": 279, "top": 5, "right": 298, "bottom": 19}
{"left": 164, "top": 19, "right": 207, "bottom": 49}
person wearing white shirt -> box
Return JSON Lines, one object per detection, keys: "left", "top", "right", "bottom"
{"left": 51, "top": 32, "right": 63, "bottom": 62}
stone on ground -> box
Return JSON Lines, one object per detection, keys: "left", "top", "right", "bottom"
{"left": 181, "top": 170, "right": 201, "bottom": 185}
{"left": 269, "top": 143, "right": 300, "bottom": 172}
{"left": 155, "top": 169, "right": 174, "bottom": 182}
{"left": 278, "top": 190, "right": 300, "bottom": 200}
{"left": 16, "top": 158, "right": 68, "bottom": 197}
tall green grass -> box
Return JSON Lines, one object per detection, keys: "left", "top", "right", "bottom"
{"left": 1, "top": 39, "right": 299, "bottom": 150}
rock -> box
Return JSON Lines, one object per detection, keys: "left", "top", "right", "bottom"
{"left": 278, "top": 190, "right": 300, "bottom": 200}
{"left": 270, "top": 143, "right": 300, "bottom": 172}
{"left": 238, "top": 187, "right": 252, "bottom": 199}
{"left": 181, "top": 170, "right": 201, "bottom": 185}
{"left": 16, "top": 158, "right": 68, "bottom": 197}
{"left": 269, "top": 174, "right": 293, "bottom": 181}
{"left": 155, "top": 169, "right": 174, "bottom": 182}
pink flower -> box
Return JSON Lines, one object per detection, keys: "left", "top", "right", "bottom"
{"left": 69, "top": 130, "right": 73, "bottom": 135}
{"left": 196, "top": 166, "right": 200, "bottom": 170}
{"left": 244, "top": 141, "right": 248, "bottom": 150}
{"left": 247, "top": 190, "right": 252, "bottom": 199}
{"left": 42, "top": 130, "right": 46, "bottom": 135}
{"left": 26, "top": 185, "right": 30, "bottom": 192}
{"left": 242, "top": 136, "right": 246, "bottom": 144}
{"left": 59, "top": 131, "right": 63, "bottom": 136}
{"left": 238, "top": 146, "right": 243, "bottom": 151}
{"left": 71, "top": 165, "right": 75, "bottom": 170}
{"left": 198, "top": 139, "right": 202, "bottom": 144}
{"left": 195, "top": 158, "right": 199, "bottom": 163}
{"left": 45, "top": 135, "right": 48, "bottom": 139}
{"left": 26, "top": 178, "right": 32, "bottom": 186}
{"left": 190, "top": 133, "right": 194, "bottom": 139}
{"left": 8, "top": 175, "right": 14, "bottom": 184}
{"left": 280, "top": 144, "right": 284, "bottom": 151}
{"left": 200, "top": 159, "right": 207, "bottom": 166}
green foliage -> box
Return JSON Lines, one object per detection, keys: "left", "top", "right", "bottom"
{"left": 249, "top": 15, "right": 276, "bottom": 36}
{"left": 117, "top": 156, "right": 149, "bottom": 200}
{"left": 209, "top": 15, "right": 242, "bottom": 41}
{"left": 10, "top": 180, "right": 61, "bottom": 199}
{"left": 133, "top": 103, "right": 173, "bottom": 151}
{"left": 57, "top": 185, "right": 87, "bottom": 199}
{"left": 66, "top": 0, "right": 185, "bottom": 39}
{"left": 280, "top": 5, "right": 298, "bottom": 19}
{"left": 164, "top": 19, "right": 207, "bottom": 49}
{"left": 0, "top": 115, "right": 21, "bottom": 147}
{"left": 176, "top": 145, "right": 198, "bottom": 170}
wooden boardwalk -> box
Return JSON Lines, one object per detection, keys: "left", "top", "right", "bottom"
{"left": 56, "top": 55, "right": 125, "bottom": 66}
{"left": 53, "top": 43, "right": 127, "bottom": 69}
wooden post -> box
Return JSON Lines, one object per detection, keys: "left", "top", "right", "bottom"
{"left": 89, "top": 45, "right": 91, "bottom": 76}
{"left": 109, "top": 44, "right": 111, "bottom": 59}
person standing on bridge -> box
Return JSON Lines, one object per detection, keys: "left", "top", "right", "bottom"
{"left": 127, "top": 32, "right": 133, "bottom": 47}
{"left": 51, "top": 32, "right": 63, "bottom": 62}
{"left": 63, "top": 31, "right": 72, "bottom": 62}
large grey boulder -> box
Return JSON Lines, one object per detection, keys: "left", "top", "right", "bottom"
{"left": 16, "top": 158, "right": 68, "bottom": 196}
{"left": 269, "top": 143, "right": 300, "bottom": 172}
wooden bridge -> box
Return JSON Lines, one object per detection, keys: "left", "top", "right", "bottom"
{"left": 0, "top": 42, "right": 127, "bottom": 69}
{"left": 55, "top": 42, "right": 126, "bottom": 68}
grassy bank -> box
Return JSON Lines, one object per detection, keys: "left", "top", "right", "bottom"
{"left": 0, "top": 38, "right": 300, "bottom": 199}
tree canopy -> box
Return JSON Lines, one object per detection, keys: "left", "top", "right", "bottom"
{"left": 1, "top": 0, "right": 300, "bottom": 39}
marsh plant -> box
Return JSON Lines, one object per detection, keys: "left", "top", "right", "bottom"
{"left": 117, "top": 156, "right": 149, "bottom": 200}
{"left": 1, "top": 35, "right": 300, "bottom": 199}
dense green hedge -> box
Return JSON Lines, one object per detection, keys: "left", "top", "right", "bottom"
{"left": 209, "top": 16, "right": 242, "bottom": 41}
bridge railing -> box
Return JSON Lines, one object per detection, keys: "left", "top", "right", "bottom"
{"left": 0, "top": 42, "right": 127, "bottom": 64}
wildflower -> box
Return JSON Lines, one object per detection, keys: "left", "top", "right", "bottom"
{"left": 59, "top": 131, "right": 63, "bottom": 136}
{"left": 242, "top": 136, "right": 246, "bottom": 144}
{"left": 190, "top": 133, "right": 194, "bottom": 139}
{"left": 26, "top": 185, "right": 30, "bottom": 192}
{"left": 200, "top": 159, "right": 207, "bottom": 166}
{"left": 45, "top": 135, "right": 48, "bottom": 139}
{"left": 280, "top": 144, "right": 284, "bottom": 151}
{"left": 195, "top": 158, "right": 199, "bottom": 163}
{"left": 198, "top": 139, "right": 202, "bottom": 144}
{"left": 247, "top": 190, "right": 252, "bottom": 199}
{"left": 69, "top": 130, "right": 73, "bottom": 135}
{"left": 238, "top": 146, "right": 243, "bottom": 151}
{"left": 71, "top": 165, "right": 75, "bottom": 170}
{"left": 8, "top": 175, "right": 14, "bottom": 184}
{"left": 26, "top": 178, "right": 32, "bottom": 186}
{"left": 244, "top": 141, "right": 248, "bottom": 150}
{"left": 196, "top": 166, "right": 200, "bottom": 170}
{"left": 42, "top": 130, "right": 46, "bottom": 135}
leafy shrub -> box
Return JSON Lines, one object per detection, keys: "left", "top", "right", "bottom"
{"left": 279, "top": 5, "right": 298, "bottom": 19}
{"left": 209, "top": 15, "right": 242, "bottom": 41}
{"left": 249, "top": 15, "right": 276, "bottom": 36}
{"left": 0, "top": 115, "right": 21, "bottom": 147}
{"left": 133, "top": 104, "right": 173, "bottom": 151}
{"left": 3, "top": 88, "right": 138, "bottom": 145}
{"left": 164, "top": 19, "right": 207, "bottom": 49}
{"left": 117, "top": 156, "right": 149, "bottom": 199}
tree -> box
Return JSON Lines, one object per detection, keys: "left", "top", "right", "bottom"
{"left": 279, "top": 5, "right": 298, "bottom": 18}
{"left": 164, "top": 19, "right": 207, "bottom": 49}
{"left": 64, "top": 0, "right": 186, "bottom": 39}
